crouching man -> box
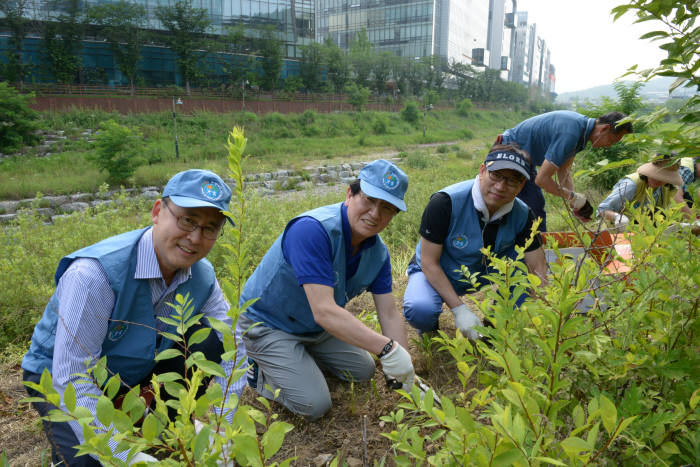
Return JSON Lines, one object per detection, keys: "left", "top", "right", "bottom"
{"left": 238, "top": 159, "right": 415, "bottom": 419}
{"left": 403, "top": 146, "right": 548, "bottom": 339}
{"left": 22, "top": 170, "right": 243, "bottom": 465}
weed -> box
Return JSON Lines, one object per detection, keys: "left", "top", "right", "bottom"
{"left": 436, "top": 144, "right": 449, "bottom": 154}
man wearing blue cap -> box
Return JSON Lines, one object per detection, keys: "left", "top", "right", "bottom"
{"left": 238, "top": 159, "right": 415, "bottom": 420}
{"left": 22, "top": 169, "right": 242, "bottom": 465}
{"left": 497, "top": 110, "right": 632, "bottom": 230}
{"left": 403, "top": 145, "right": 548, "bottom": 339}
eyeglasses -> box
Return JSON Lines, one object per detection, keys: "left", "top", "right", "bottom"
{"left": 162, "top": 199, "right": 223, "bottom": 240}
{"left": 358, "top": 192, "right": 399, "bottom": 217}
{"left": 487, "top": 170, "right": 525, "bottom": 188}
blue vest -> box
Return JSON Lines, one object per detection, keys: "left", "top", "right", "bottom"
{"left": 414, "top": 180, "right": 529, "bottom": 294}
{"left": 22, "top": 228, "right": 216, "bottom": 386}
{"left": 241, "top": 202, "right": 389, "bottom": 334}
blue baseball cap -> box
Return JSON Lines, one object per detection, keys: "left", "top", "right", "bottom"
{"left": 484, "top": 149, "right": 531, "bottom": 180}
{"left": 163, "top": 169, "right": 233, "bottom": 223}
{"left": 358, "top": 159, "right": 409, "bottom": 212}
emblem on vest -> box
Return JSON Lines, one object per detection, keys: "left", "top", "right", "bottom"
{"left": 201, "top": 181, "right": 223, "bottom": 200}
{"left": 108, "top": 322, "right": 128, "bottom": 341}
{"left": 382, "top": 170, "right": 399, "bottom": 190}
{"left": 452, "top": 235, "right": 468, "bottom": 249}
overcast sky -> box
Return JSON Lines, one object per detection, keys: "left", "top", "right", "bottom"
{"left": 516, "top": 0, "right": 667, "bottom": 93}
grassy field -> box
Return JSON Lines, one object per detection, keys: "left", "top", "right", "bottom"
{"left": 0, "top": 107, "right": 525, "bottom": 199}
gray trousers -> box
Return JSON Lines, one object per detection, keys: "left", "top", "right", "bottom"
{"left": 238, "top": 313, "right": 375, "bottom": 419}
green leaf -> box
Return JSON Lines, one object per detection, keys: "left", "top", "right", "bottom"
{"left": 533, "top": 457, "right": 567, "bottom": 466}
{"left": 188, "top": 327, "right": 211, "bottom": 346}
{"left": 659, "top": 441, "right": 680, "bottom": 455}
{"left": 195, "top": 360, "right": 226, "bottom": 377}
{"left": 572, "top": 404, "right": 585, "bottom": 428}
{"left": 560, "top": 436, "right": 591, "bottom": 454}
{"left": 193, "top": 424, "right": 211, "bottom": 458}
{"left": 155, "top": 348, "right": 183, "bottom": 361}
{"left": 96, "top": 396, "right": 114, "bottom": 427}
{"left": 155, "top": 372, "right": 183, "bottom": 383}
{"left": 141, "top": 413, "right": 159, "bottom": 442}
{"left": 599, "top": 394, "right": 617, "bottom": 435}
{"left": 261, "top": 421, "right": 294, "bottom": 459}
{"left": 63, "top": 383, "right": 76, "bottom": 412}
{"left": 492, "top": 448, "right": 522, "bottom": 466}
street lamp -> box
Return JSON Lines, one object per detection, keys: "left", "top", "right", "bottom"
{"left": 423, "top": 103, "right": 433, "bottom": 138}
{"left": 172, "top": 96, "right": 183, "bottom": 159}
{"left": 241, "top": 79, "right": 249, "bottom": 111}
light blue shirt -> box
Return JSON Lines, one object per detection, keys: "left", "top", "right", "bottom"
{"left": 52, "top": 228, "right": 245, "bottom": 460}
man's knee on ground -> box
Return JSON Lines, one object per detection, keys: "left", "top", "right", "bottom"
{"left": 403, "top": 296, "right": 441, "bottom": 332}
{"left": 287, "top": 389, "right": 332, "bottom": 420}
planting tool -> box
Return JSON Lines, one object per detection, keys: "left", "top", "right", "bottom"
{"left": 385, "top": 375, "right": 441, "bottom": 407}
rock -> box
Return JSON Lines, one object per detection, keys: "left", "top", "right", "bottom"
{"left": 141, "top": 186, "right": 160, "bottom": 193}
{"left": 345, "top": 457, "right": 363, "bottom": 467}
{"left": 70, "top": 193, "right": 93, "bottom": 202}
{"left": 0, "top": 213, "right": 17, "bottom": 224}
{"left": 140, "top": 190, "right": 160, "bottom": 200}
{"left": 35, "top": 207, "right": 55, "bottom": 218}
{"left": 262, "top": 172, "right": 272, "bottom": 180}
{"left": 0, "top": 200, "right": 20, "bottom": 214}
{"left": 339, "top": 170, "right": 350, "bottom": 178}
{"left": 42, "top": 195, "right": 69, "bottom": 207}
{"left": 275, "top": 169, "right": 288, "bottom": 178}
{"left": 350, "top": 162, "right": 364, "bottom": 170}
{"left": 60, "top": 202, "right": 89, "bottom": 213}
{"left": 312, "top": 453, "right": 333, "bottom": 467}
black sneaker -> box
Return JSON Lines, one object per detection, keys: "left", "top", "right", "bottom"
{"left": 246, "top": 358, "right": 258, "bottom": 389}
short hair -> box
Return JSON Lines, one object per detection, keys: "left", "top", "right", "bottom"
{"left": 488, "top": 142, "right": 532, "bottom": 164}
{"left": 349, "top": 179, "right": 361, "bottom": 195}
{"left": 597, "top": 112, "right": 633, "bottom": 134}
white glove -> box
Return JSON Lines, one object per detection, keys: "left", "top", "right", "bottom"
{"left": 569, "top": 191, "right": 587, "bottom": 210}
{"left": 129, "top": 452, "right": 157, "bottom": 465}
{"left": 451, "top": 304, "right": 482, "bottom": 340}
{"left": 380, "top": 342, "right": 414, "bottom": 391}
{"left": 614, "top": 213, "right": 629, "bottom": 229}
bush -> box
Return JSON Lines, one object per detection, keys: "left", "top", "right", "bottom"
{"left": 0, "top": 82, "right": 40, "bottom": 153}
{"left": 92, "top": 120, "right": 144, "bottom": 184}
{"left": 401, "top": 101, "right": 420, "bottom": 123}
{"left": 373, "top": 115, "right": 388, "bottom": 134}
{"left": 345, "top": 82, "right": 370, "bottom": 112}
{"left": 456, "top": 97, "right": 473, "bottom": 117}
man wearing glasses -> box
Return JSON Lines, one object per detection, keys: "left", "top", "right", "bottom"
{"left": 403, "top": 146, "right": 548, "bottom": 340}
{"left": 22, "top": 169, "right": 241, "bottom": 465}
{"left": 238, "top": 159, "right": 415, "bottom": 419}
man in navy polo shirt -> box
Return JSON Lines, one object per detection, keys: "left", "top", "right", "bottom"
{"left": 403, "top": 146, "right": 548, "bottom": 339}
{"left": 238, "top": 159, "right": 415, "bottom": 420}
{"left": 22, "top": 169, "right": 242, "bottom": 466}
{"left": 498, "top": 110, "right": 632, "bottom": 230}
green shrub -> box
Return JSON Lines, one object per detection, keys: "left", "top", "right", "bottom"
{"left": 436, "top": 144, "right": 449, "bottom": 154}
{"left": 92, "top": 120, "right": 144, "bottom": 184}
{"left": 461, "top": 128, "right": 474, "bottom": 140}
{"left": 0, "top": 82, "right": 40, "bottom": 153}
{"left": 373, "top": 115, "right": 388, "bottom": 134}
{"left": 404, "top": 151, "right": 432, "bottom": 169}
{"left": 345, "top": 82, "right": 370, "bottom": 112}
{"left": 456, "top": 97, "right": 473, "bottom": 116}
{"left": 401, "top": 101, "right": 420, "bottom": 123}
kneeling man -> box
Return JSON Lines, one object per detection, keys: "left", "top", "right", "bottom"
{"left": 239, "top": 159, "right": 415, "bottom": 419}
{"left": 403, "top": 145, "right": 547, "bottom": 339}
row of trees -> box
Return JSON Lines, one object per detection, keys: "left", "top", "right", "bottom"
{"left": 1, "top": 0, "right": 544, "bottom": 105}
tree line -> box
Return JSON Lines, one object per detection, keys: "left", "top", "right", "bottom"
{"left": 0, "top": 0, "right": 544, "bottom": 106}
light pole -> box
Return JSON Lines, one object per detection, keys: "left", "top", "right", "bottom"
{"left": 423, "top": 103, "right": 433, "bottom": 138}
{"left": 241, "top": 79, "right": 249, "bottom": 111}
{"left": 172, "top": 96, "right": 183, "bottom": 159}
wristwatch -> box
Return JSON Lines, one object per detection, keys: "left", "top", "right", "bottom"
{"left": 377, "top": 339, "right": 394, "bottom": 358}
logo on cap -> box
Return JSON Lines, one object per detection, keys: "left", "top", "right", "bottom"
{"left": 452, "top": 235, "right": 468, "bottom": 249}
{"left": 201, "top": 181, "right": 223, "bottom": 200}
{"left": 383, "top": 170, "right": 399, "bottom": 190}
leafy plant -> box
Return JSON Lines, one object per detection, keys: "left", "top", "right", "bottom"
{"left": 456, "top": 98, "right": 473, "bottom": 117}
{"left": 91, "top": 120, "right": 144, "bottom": 184}
{"left": 381, "top": 204, "right": 699, "bottom": 465}
{"left": 346, "top": 82, "right": 370, "bottom": 112}
{"left": 401, "top": 101, "right": 420, "bottom": 124}
{"left": 0, "top": 82, "right": 39, "bottom": 153}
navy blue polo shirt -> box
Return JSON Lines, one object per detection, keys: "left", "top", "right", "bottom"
{"left": 282, "top": 204, "right": 392, "bottom": 294}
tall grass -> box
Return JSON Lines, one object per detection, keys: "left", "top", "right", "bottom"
{"left": 0, "top": 108, "right": 524, "bottom": 199}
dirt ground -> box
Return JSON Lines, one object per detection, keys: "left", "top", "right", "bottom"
{"left": 0, "top": 293, "right": 465, "bottom": 467}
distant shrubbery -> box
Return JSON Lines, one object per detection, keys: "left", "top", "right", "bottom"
{"left": 0, "top": 82, "right": 39, "bottom": 153}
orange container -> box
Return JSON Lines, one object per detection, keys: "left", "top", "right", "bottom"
{"left": 541, "top": 230, "right": 615, "bottom": 267}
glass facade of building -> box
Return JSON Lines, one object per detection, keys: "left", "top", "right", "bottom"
{"left": 316, "top": 0, "right": 436, "bottom": 58}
